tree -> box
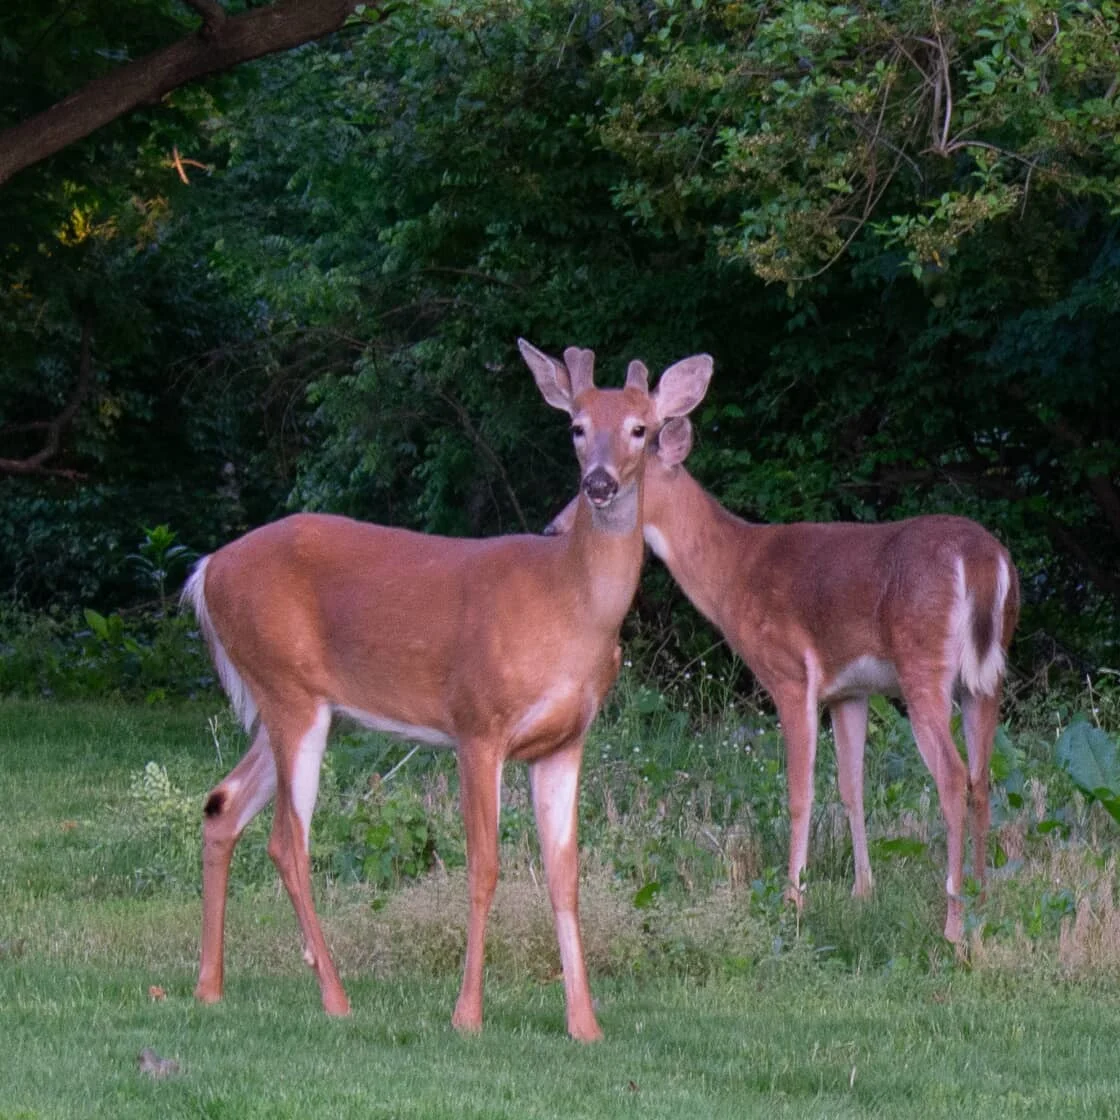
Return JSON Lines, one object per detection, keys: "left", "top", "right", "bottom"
{"left": 0, "top": 0, "right": 382, "bottom": 186}
{"left": 2, "top": 0, "right": 1117, "bottom": 670}
{"left": 0, "top": 2, "right": 364, "bottom": 601}
{"left": 586, "top": 0, "right": 1120, "bottom": 655}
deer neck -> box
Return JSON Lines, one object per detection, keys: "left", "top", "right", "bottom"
{"left": 642, "top": 465, "right": 749, "bottom": 631}
{"left": 564, "top": 482, "right": 645, "bottom": 625}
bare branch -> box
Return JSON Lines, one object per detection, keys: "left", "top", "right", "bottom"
{"left": 1036, "top": 12, "right": 1060, "bottom": 56}
{"left": 437, "top": 390, "right": 530, "bottom": 533}
{"left": 786, "top": 154, "right": 901, "bottom": 283}
{"left": 0, "top": 314, "right": 94, "bottom": 480}
{"left": 169, "top": 145, "right": 212, "bottom": 183}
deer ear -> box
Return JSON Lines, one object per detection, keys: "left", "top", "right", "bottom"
{"left": 542, "top": 494, "right": 579, "bottom": 537}
{"left": 563, "top": 347, "right": 597, "bottom": 398}
{"left": 656, "top": 417, "right": 693, "bottom": 467}
{"left": 653, "top": 354, "right": 713, "bottom": 422}
{"left": 519, "top": 338, "right": 575, "bottom": 414}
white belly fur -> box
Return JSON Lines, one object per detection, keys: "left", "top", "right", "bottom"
{"left": 820, "top": 656, "right": 901, "bottom": 702}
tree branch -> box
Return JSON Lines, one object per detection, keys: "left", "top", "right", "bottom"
{"left": 0, "top": 0, "right": 382, "bottom": 186}
{"left": 182, "top": 0, "right": 229, "bottom": 39}
{"left": 437, "top": 390, "right": 530, "bottom": 533}
{"left": 0, "top": 313, "right": 94, "bottom": 480}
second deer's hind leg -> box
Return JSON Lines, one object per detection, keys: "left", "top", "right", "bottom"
{"left": 961, "top": 688, "right": 1001, "bottom": 894}
{"left": 829, "top": 697, "right": 873, "bottom": 899}
{"left": 196, "top": 728, "right": 277, "bottom": 1004}
{"left": 904, "top": 681, "right": 969, "bottom": 943}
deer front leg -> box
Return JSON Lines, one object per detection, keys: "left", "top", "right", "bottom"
{"left": 530, "top": 737, "right": 601, "bottom": 1042}
{"left": 452, "top": 744, "right": 502, "bottom": 1034}
{"left": 773, "top": 685, "right": 819, "bottom": 909}
{"left": 196, "top": 729, "right": 277, "bottom": 1004}
{"left": 829, "top": 697, "right": 874, "bottom": 899}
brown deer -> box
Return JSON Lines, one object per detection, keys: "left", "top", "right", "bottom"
{"left": 181, "top": 341, "right": 712, "bottom": 1039}
{"left": 547, "top": 416, "right": 1019, "bottom": 942}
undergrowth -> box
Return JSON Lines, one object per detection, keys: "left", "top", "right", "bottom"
{"left": 106, "top": 664, "right": 1120, "bottom": 986}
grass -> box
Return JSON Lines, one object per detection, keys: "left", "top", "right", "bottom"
{"left": 4, "top": 697, "right": 1120, "bottom": 1117}
{"left": 5, "top": 962, "right": 1120, "bottom": 1119}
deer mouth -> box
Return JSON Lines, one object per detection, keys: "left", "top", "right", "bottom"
{"left": 582, "top": 468, "right": 619, "bottom": 507}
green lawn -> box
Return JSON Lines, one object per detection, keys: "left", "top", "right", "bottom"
{"left": 3, "top": 700, "right": 1120, "bottom": 1119}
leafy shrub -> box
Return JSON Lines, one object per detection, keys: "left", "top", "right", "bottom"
{"left": 0, "top": 599, "right": 212, "bottom": 702}
{"left": 1057, "top": 718, "right": 1120, "bottom": 824}
{"left": 0, "top": 602, "right": 68, "bottom": 696}
{"left": 78, "top": 664, "right": 1120, "bottom": 982}
{"left": 125, "top": 761, "right": 203, "bottom": 891}
{"left": 126, "top": 524, "right": 198, "bottom": 608}
{"left": 326, "top": 781, "right": 444, "bottom": 890}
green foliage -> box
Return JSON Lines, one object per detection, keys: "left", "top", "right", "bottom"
{"left": 126, "top": 524, "right": 198, "bottom": 609}
{"left": 0, "top": 599, "right": 210, "bottom": 702}
{"left": 0, "top": 522, "right": 211, "bottom": 700}
{"left": 126, "top": 761, "right": 203, "bottom": 891}
{"left": 596, "top": 0, "right": 1120, "bottom": 281}
{"left": 324, "top": 776, "right": 461, "bottom": 891}
{"left": 1057, "top": 717, "right": 1120, "bottom": 824}
{"left": 0, "top": 5, "right": 296, "bottom": 610}
{"left": 2, "top": 0, "right": 1118, "bottom": 675}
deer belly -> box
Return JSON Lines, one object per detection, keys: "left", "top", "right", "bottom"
{"left": 820, "top": 656, "right": 901, "bottom": 702}
{"left": 335, "top": 705, "right": 456, "bottom": 748}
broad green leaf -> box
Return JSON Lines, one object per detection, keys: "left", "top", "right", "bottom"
{"left": 1057, "top": 720, "right": 1120, "bottom": 800}
{"left": 83, "top": 609, "right": 110, "bottom": 641}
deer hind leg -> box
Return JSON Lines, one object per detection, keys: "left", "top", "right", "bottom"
{"left": 452, "top": 743, "right": 503, "bottom": 1035}
{"left": 264, "top": 702, "right": 350, "bottom": 1016}
{"left": 961, "top": 688, "right": 1001, "bottom": 895}
{"left": 904, "top": 683, "right": 969, "bottom": 943}
{"left": 773, "top": 683, "right": 819, "bottom": 909}
{"left": 196, "top": 728, "right": 277, "bottom": 1004}
{"left": 530, "top": 737, "right": 601, "bottom": 1042}
{"left": 829, "top": 697, "right": 873, "bottom": 899}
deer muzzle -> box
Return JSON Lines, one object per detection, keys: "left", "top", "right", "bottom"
{"left": 582, "top": 467, "right": 619, "bottom": 507}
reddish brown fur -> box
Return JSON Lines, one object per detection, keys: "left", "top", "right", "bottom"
{"left": 549, "top": 445, "right": 1019, "bottom": 942}
{"left": 643, "top": 457, "right": 1019, "bottom": 941}
{"left": 184, "top": 341, "right": 712, "bottom": 1039}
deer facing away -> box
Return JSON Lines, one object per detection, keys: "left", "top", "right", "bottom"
{"left": 182, "top": 340, "right": 712, "bottom": 1040}
{"left": 547, "top": 416, "right": 1019, "bottom": 943}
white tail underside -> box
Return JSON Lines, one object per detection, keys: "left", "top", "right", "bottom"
{"left": 181, "top": 558, "right": 259, "bottom": 731}
{"left": 949, "top": 554, "right": 1011, "bottom": 698}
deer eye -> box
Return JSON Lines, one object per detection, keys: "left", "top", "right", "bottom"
{"left": 571, "top": 423, "right": 585, "bottom": 439}
{"left": 631, "top": 424, "right": 647, "bottom": 439}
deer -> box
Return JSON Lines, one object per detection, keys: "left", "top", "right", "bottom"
{"left": 180, "top": 339, "right": 713, "bottom": 1041}
{"left": 546, "top": 415, "right": 1019, "bottom": 944}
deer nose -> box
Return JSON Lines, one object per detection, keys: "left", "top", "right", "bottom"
{"left": 582, "top": 467, "right": 618, "bottom": 506}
